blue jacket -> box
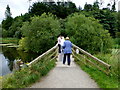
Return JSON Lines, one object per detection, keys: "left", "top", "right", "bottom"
{"left": 63, "top": 40, "right": 72, "bottom": 54}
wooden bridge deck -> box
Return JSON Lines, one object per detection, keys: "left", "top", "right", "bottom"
{"left": 30, "top": 55, "right": 98, "bottom": 88}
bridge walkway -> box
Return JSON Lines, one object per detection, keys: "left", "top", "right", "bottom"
{"left": 30, "top": 54, "right": 98, "bottom": 88}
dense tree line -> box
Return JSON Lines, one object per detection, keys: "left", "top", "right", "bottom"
{"left": 29, "top": 2, "right": 78, "bottom": 19}
{"left": 83, "top": 1, "right": 118, "bottom": 38}
{"left": 1, "top": 0, "right": 120, "bottom": 53}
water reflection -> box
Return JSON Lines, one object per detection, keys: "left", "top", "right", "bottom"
{"left": 1, "top": 54, "right": 11, "bottom": 76}
{"left": 0, "top": 46, "right": 40, "bottom": 76}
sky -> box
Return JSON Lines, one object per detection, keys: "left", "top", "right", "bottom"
{"left": 0, "top": 0, "right": 120, "bottom": 23}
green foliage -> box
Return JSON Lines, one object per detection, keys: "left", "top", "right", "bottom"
{"left": 2, "top": 29, "right": 9, "bottom": 37}
{"left": 29, "top": 2, "right": 78, "bottom": 19}
{"left": 95, "top": 10, "right": 118, "bottom": 37}
{"left": 113, "top": 38, "right": 120, "bottom": 49}
{"left": 1, "top": 38, "right": 19, "bottom": 44}
{"left": 74, "top": 51, "right": 119, "bottom": 88}
{"left": 117, "top": 11, "right": 120, "bottom": 32}
{"left": 2, "top": 53, "right": 56, "bottom": 88}
{"left": 18, "top": 37, "right": 29, "bottom": 51}
{"left": 29, "top": 2, "right": 49, "bottom": 17}
{"left": 1, "top": 1, "right": 119, "bottom": 39}
{"left": 93, "top": 1, "right": 99, "bottom": 10}
{"left": 2, "top": 13, "right": 30, "bottom": 38}
{"left": 19, "top": 13, "right": 60, "bottom": 53}
{"left": 111, "top": 1, "right": 116, "bottom": 11}
{"left": 115, "top": 38, "right": 120, "bottom": 45}
{"left": 2, "top": 17, "right": 13, "bottom": 31}
{"left": 84, "top": 3, "right": 93, "bottom": 11}
{"left": 2, "top": 5, "right": 13, "bottom": 31}
{"left": 8, "top": 18, "right": 23, "bottom": 38}
{"left": 83, "top": 1, "right": 118, "bottom": 38}
{"left": 65, "top": 13, "right": 113, "bottom": 53}
{"left": 94, "top": 49, "right": 119, "bottom": 76}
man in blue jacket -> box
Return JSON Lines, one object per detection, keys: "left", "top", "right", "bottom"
{"left": 63, "top": 37, "right": 72, "bottom": 66}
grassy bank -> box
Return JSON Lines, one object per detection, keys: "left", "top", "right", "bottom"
{"left": 0, "top": 76, "right": 2, "bottom": 88}
{"left": 76, "top": 62, "right": 118, "bottom": 88}
{"left": 74, "top": 49, "right": 119, "bottom": 88}
{"left": 2, "top": 52, "right": 56, "bottom": 88}
{"left": 0, "top": 38, "right": 19, "bottom": 44}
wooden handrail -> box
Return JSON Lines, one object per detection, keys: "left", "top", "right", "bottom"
{"left": 27, "top": 43, "right": 58, "bottom": 66}
{"left": 72, "top": 44, "right": 111, "bottom": 69}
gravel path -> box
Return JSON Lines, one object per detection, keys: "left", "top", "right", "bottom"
{"left": 30, "top": 55, "right": 98, "bottom": 88}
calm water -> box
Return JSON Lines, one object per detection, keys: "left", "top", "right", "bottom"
{"left": 0, "top": 46, "right": 40, "bottom": 76}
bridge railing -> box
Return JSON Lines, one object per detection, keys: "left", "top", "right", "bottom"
{"left": 72, "top": 44, "right": 111, "bottom": 75}
{"left": 27, "top": 43, "right": 58, "bottom": 66}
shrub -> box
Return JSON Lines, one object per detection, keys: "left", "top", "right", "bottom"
{"left": 65, "top": 13, "right": 113, "bottom": 53}
{"left": 19, "top": 13, "right": 61, "bottom": 53}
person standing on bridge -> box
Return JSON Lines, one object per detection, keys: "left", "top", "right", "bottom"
{"left": 57, "top": 35, "right": 62, "bottom": 53}
{"left": 59, "top": 36, "right": 65, "bottom": 61}
{"left": 61, "top": 36, "right": 65, "bottom": 53}
{"left": 63, "top": 37, "right": 72, "bottom": 66}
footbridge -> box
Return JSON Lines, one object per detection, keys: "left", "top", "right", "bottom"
{"left": 27, "top": 43, "right": 111, "bottom": 88}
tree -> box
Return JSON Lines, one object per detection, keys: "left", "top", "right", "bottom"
{"left": 98, "top": 9, "right": 117, "bottom": 37}
{"left": 29, "top": 1, "right": 78, "bottom": 19}
{"left": 93, "top": 0, "right": 99, "bottom": 10}
{"left": 65, "top": 13, "right": 113, "bottom": 53}
{"left": 19, "top": 13, "right": 61, "bottom": 53}
{"left": 111, "top": 0, "right": 116, "bottom": 11}
{"left": 29, "top": 2, "right": 49, "bottom": 16}
{"left": 2, "top": 5, "right": 13, "bottom": 31}
{"left": 2, "top": 17, "right": 13, "bottom": 31}
{"left": 118, "top": 11, "right": 120, "bottom": 32}
{"left": 84, "top": 3, "right": 93, "bottom": 11}
{"left": 67, "top": 2, "right": 78, "bottom": 13}
{"left": 5, "top": 5, "right": 12, "bottom": 18}
{"left": 8, "top": 17, "right": 23, "bottom": 38}
{"left": 116, "top": 11, "right": 120, "bottom": 38}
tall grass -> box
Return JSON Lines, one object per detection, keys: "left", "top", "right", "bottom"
{"left": 94, "top": 49, "right": 119, "bottom": 76}
{"left": 74, "top": 49, "right": 119, "bottom": 88}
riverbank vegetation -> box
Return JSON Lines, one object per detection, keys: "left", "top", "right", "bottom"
{"left": 2, "top": 52, "right": 56, "bottom": 88}
{"left": 74, "top": 48, "right": 119, "bottom": 88}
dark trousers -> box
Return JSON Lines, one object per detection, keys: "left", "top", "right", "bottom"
{"left": 63, "top": 53, "right": 71, "bottom": 65}
{"left": 58, "top": 44, "right": 61, "bottom": 53}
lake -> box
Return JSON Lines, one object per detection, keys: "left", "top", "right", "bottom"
{"left": 0, "top": 46, "right": 40, "bottom": 76}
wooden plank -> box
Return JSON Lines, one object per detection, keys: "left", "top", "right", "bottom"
{"left": 73, "top": 48, "right": 110, "bottom": 75}
{"left": 73, "top": 49, "right": 87, "bottom": 63}
{"left": 85, "top": 58, "right": 110, "bottom": 75}
{"left": 50, "top": 54, "right": 58, "bottom": 61}
{"left": 72, "top": 44, "right": 111, "bottom": 69}
{"left": 0, "top": 43, "right": 13, "bottom": 46}
{"left": 48, "top": 49, "right": 57, "bottom": 59}
{"left": 72, "top": 52, "right": 86, "bottom": 65}
{"left": 27, "top": 43, "right": 58, "bottom": 66}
